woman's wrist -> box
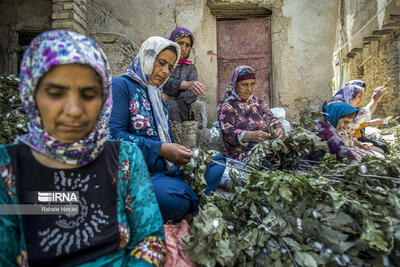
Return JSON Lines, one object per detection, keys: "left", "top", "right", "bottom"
{"left": 180, "top": 81, "right": 188, "bottom": 90}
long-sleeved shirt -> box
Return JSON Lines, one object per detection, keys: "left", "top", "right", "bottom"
{"left": 218, "top": 95, "right": 284, "bottom": 160}
{"left": 162, "top": 63, "right": 198, "bottom": 122}
{"left": 0, "top": 141, "right": 165, "bottom": 266}
{"left": 109, "top": 76, "right": 177, "bottom": 174}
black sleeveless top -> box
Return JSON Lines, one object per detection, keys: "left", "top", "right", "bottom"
{"left": 6, "top": 142, "right": 120, "bottom": 266}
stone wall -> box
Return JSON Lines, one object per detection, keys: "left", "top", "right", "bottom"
{"left": 52, "top": 0, "right": 88, "bottom": 34}
{"left": 333, "top": 0, "right": 400, "bottom": 117}
{"left": 0, "top": 0, "right": 52, "bottom": 73}
{"left": 90, "top": 33, "right": 137, "bottom": 76}
{"left": 271, "top": 0, "right": 338, "bottom": 119}
{"left": 86, "top": 0, "right": 339, "bottom": 122}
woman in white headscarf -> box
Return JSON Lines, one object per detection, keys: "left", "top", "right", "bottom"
{"left": 109, "top": 36, "right": 225, "bottom": 223}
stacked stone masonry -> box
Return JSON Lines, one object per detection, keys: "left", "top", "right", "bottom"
{"left": 341, "top": 31, "right": 400, "bottom": 118}
{"left": 52, "top": 0, "right": 87, "bottom": 34}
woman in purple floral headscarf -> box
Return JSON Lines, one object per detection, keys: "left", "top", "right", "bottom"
{"left": 0, "top": 30, "right": 165, "bottom": 266}
{"left": 218, "top": 65, "right": 285, "bottom": 161}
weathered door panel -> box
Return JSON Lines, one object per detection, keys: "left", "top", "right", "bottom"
{"left": 217, "top": 17, "right": 272, "bottom": 105}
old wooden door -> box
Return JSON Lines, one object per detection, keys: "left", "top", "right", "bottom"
{"left": 217, "top": 17, "right": 272, "bottom": 105}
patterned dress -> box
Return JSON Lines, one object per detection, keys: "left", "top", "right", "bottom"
{"left": 0, "top": 141, "right": 165, "bottom": 266}
{"left": 109, "top": 76, "right": 225, "bottom": 222}
{"left": 314, "top": 119, "right": 355, "bottom": 162}
{"left": 337, "top": 126, "right": 384, "bottom": 162}
{"left": 218, "top": 95, "right": 284, "bottom": 161}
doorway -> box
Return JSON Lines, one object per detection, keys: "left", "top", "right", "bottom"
{"left": 216, "top": 17, "right": 272, "bottom": 105}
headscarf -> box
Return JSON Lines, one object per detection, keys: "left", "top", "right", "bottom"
{"left": 221, "top": 65, "right": 256, "bottom": 103}
{"left": 169, "top": 27, "right": 194, "bottom": 63}
{"left": 18, "top": 30, "right": 112, "bottom": 166}
{"left": 329, "top": 84, "right": 365, "bottom": 104}
{"left": 169, "top": 27, "right": 194, "bottom": 46}
{"left": 344, "top": 79, "right": 366, "bottom": 88}
{"left": 322, "top": 102, "right": 359, "bottom": 128}
{"left": 124, "top": 36, "right": 180, "bottom": 169}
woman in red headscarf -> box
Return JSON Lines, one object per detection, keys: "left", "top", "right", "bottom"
{"left": 218, "top": 65, "right": 285, "bottom": 161}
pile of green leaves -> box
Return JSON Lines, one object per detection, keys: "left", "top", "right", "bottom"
{"left": 181, "top": 149, "right": 219, "bottom": 206}
{"left": 181, "top": 116, "right": 400, "bottom": 267}
{"left": 0, "top": 74, "right": 28, "bottom": 144}
{"left": 244, "top": 113, "right": 328, "bottom": 170}
{"left": 381, "top": 118, "right": 400, "bottom": 161}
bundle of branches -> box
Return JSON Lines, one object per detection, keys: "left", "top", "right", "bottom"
{"left": 181, "top": 118, "right": 400, "bottom": 267}
{"left": 0, "top": 75, "right": 28, "bottom": 144}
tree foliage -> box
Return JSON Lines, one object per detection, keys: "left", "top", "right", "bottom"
{"left": 0, "top": 74, "right": 28, "bottom": 144}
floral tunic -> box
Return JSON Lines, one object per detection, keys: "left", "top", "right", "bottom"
{"left": 109, "top": 76, "right": 174, "bottom": 172}
{"left": 337, "top": 126, "right": 384, "bottom": 162}
{"left": 0, "top": 141, "right": 165, "bottom": 266}
{"left": 218, "top": 95, "right": 284, "bottom": 160}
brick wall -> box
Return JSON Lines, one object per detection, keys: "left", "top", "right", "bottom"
{"left": 52, "top": 0, "right": 87, "bottom": 34}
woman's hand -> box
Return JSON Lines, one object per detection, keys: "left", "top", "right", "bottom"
{"left": 367, "top": 119, "right": 384, "bottom": 127}
{"left": 159, "top": 143, "right": 193, "bottom": 164}
{"left": 180, "top": 81, "right": 205, "bottom": 96}
{"left": 371, "top": 86, "right": 388, "bottom": 104}
{"left": 161, "top": 93, "right": 175, "bottom": 101}
{"left": 367, "top": 86, "right": 388, "bottom": 114}
{"left": 274, "top": 127, "right": 286, "bottom": 140}
{"left": 243, "top": 130, "right": 271, "bottom": 143}
{"left": 361, "top": 142, "right": 373, "bottom": 151}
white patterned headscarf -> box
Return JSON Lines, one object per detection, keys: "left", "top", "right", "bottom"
{"left": 124, "top": 36, "right": 180, "bottom": 169}
{"left": 18, "top": 30, "right": 112, "bottom": 166}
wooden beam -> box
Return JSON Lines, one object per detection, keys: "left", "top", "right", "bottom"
{"left": 363, "top": 36, "right": 380, "bottom": 42}
{"left": 372, "top": 29, "right": 393, "bottom": 35}
{"left": 211, "top": 9, "right": 270, "bottom": 18}
{"left": 207, "top": 0, "right": 272, "bottom": 18}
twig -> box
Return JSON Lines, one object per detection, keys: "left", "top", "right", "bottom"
{"left": 361, "top": 174, "right": 400, "bottom": 182}
{"left": 282, "top": 239, "right": 298, "bottom": 267}
{"left": 325, "top": 173, "right": 400, "bottom": 182}
{"left": 322, "top": 175, "right": 385, "bottom": 193}
{"left": 209, "top": 158, "right": 257, "bottom": 173}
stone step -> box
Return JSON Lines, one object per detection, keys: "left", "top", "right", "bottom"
{"left": 363, "top": 36, "right": 380, "bottom": 42}
{"left": 372, "top": 29, "right": 393, "bottom": 35}
{"left": 382, "top": 22, "right": 400, "bottom": 29}
{"left": 389, "top": 14, "right": 400, "bottom": 22}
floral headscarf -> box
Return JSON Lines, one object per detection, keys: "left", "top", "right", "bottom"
{"left": 169, "top": 27, "right": 194, "bottom": 63}
{"left": 18, "top": 30, "right": 112, "bottom": 165}
{"left": 329, "top": 84, "right": 365, "bottom": 104}
{"left": 221, "top": 65, "right": 256, "bottom": 103}
{"left": 169, "top": 27, "right": 194, "bottom": 46}
{"left": 124, "top": 36, "right": 180, "bottom": 170}
{"left": 344, "top": 80, "right": 366, "bottom": 89}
